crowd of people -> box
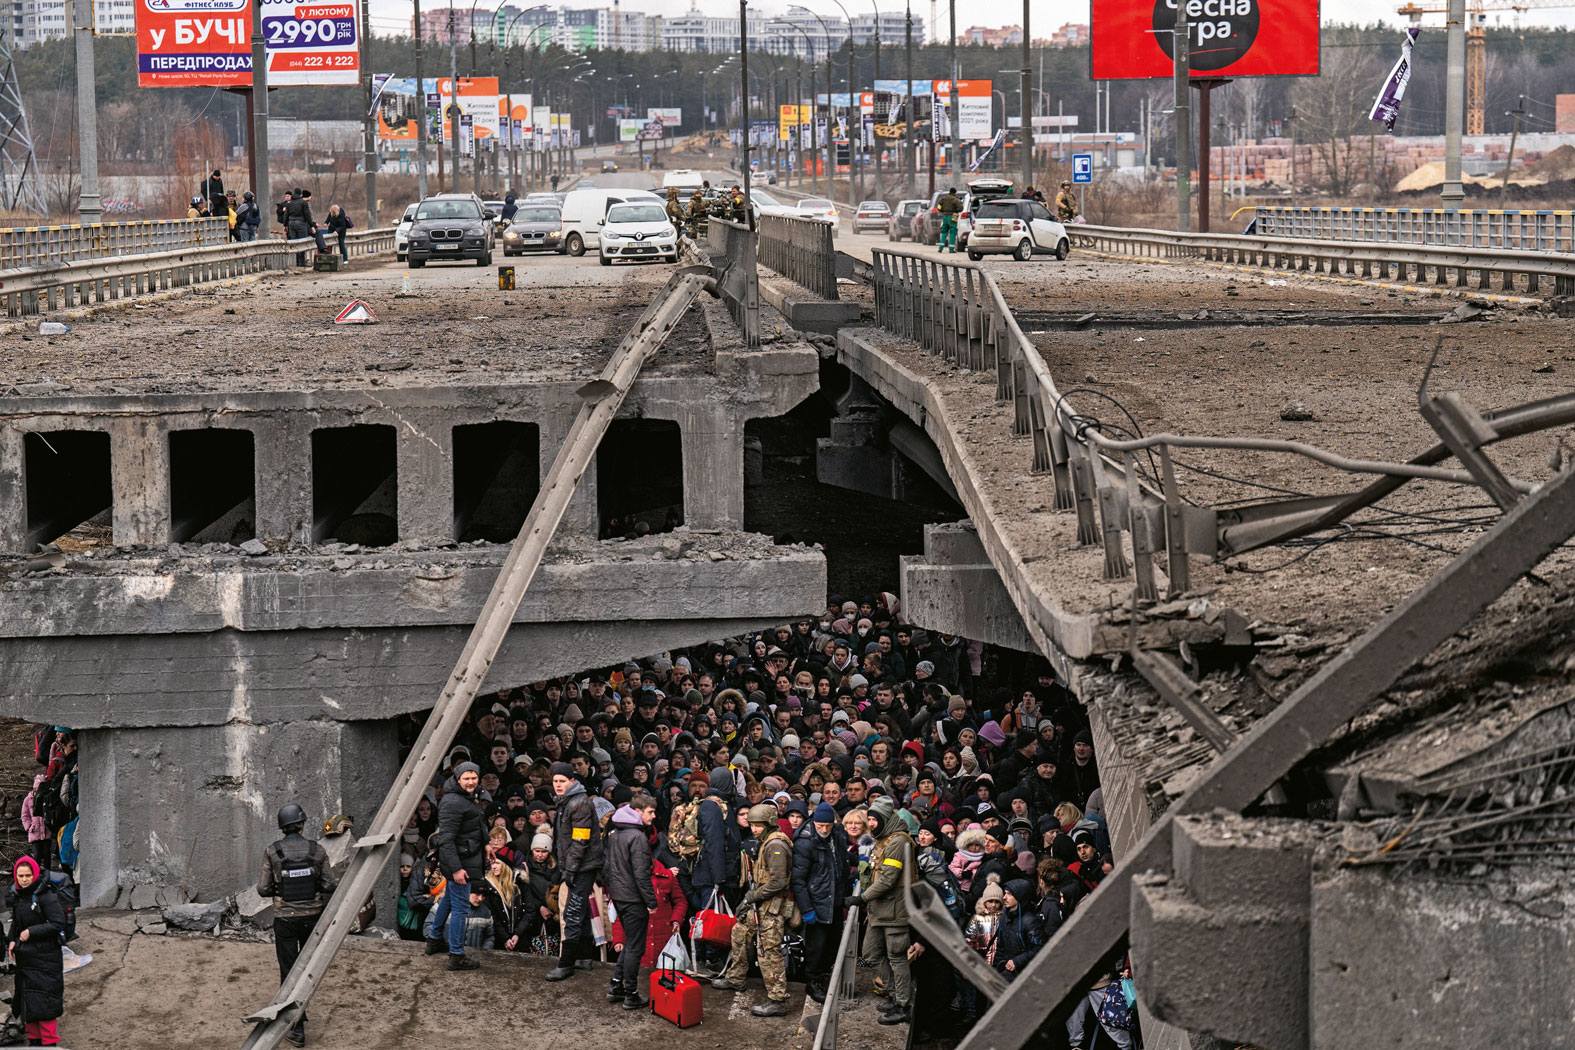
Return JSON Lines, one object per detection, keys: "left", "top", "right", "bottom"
{"left": 391, "top": 591, "right": 1140, "bottom": 1047}
{"left": 183, "top": 170, "right": 354, "bottom": 262}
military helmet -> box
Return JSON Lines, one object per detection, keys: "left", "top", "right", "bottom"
{"left": 747, "top": 803, "right": 778, "bottom": 826}
{"left": 277, "top": 802, "right": 308, "bottom": 830}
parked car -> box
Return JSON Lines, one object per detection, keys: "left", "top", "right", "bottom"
{"left": 598, "top": 200, "right": 679, "bottom": 265}
{"left": 500, "top": 203, "right": 562, "bottom": 255}
{"left": 557, "top": 186, "right": 662, "bottom": 256}
{"left": 796, "top": 197, "right": 839, "bottom": 231}
{"left": 965, "top": 198, "right": 1070, "bottom": 261}
{"left": 888, "top": 198, "right": 926, "bottom": 241}
{"left": 853, "top": 200, "right": 892, "bottom": 232}
{"left": 405, "top": 193, "right": 495, "bottom": 267}
{"left": 917, "top": 177, "right": 1016, "bottom": 247}
{"left": 662, "top": 169, "right": 705, "bottom": 193}
{"left": 395, "top": 202, "right": 418, "bottom": 260}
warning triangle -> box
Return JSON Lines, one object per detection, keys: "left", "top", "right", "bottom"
{"left": 334, "top": 299, "right": 378, "bottom": 324}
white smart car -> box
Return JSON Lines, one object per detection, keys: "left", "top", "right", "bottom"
{"left": 598, "top": 200, "right": 679, "bottom": 265}
{"left": 965, "top": 197, "right": 1070, "bottom": 262}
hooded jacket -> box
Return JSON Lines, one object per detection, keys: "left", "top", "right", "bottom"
{"left": 553, "top": 779, "right": 604, "bottom": 876}
{"left": 603, "top": 805, "right": 658, "bottom": 907}
{"left": 7, "top": 862, "right": 64, "bottom": 1023}
{"left": 692, "top": 768, "right": 740, "bottom": 892}
{"left": 791, "top": 821, "right": 848, "bottom": 921}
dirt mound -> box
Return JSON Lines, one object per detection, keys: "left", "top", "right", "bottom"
{"left": 1526, "top": 143, "right": 1575, "bottom": 179}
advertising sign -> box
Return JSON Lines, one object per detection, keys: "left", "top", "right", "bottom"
{"left": 779, "top": 104, "right": 803, "bottom": 141}
{"left": 135, "top": 0, "right": 251, "bottom": 87}
{"left": 377, "top": 77, "right": 505, "bottom": 142}
{"left": 134, "top": 0, "right": 362, "bottom": 88}
{"left": 460, "top": 114, "right": 474, "bottom": 157}
{"left": 637, "top": 118, "right": 665, "bottom": 141}
{"left": 645, "top": 107, "right": 682, "bottom": 127}
{"left": 619, "top": 118, "right": 643, "bottom": 142}
{"left": 1091, "top": 0, "right": 1319, "bottom": 79}
{"left": 932, "top": 79, "right": 992, "bottom": 140}
{"left": 872, "top": 79, "right": 933, "bottom": 139}
{"left": 260, "top": 0, "right": 359, "bottom": 85}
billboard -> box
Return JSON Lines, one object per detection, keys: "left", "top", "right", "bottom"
{"left": 932, "top": 79, "right": 992, "bottom": 140}
{"left": 135, "top": 0, "right": 361, "bottom": 87}
{"left": 1091, "top": 0, "right": 1319, "bottom": 79}
{"left": 376, "top": 77, "right": 521, "bottom": 143}
{"left": 645, "top": 107, "right": 682, "bottom": 127}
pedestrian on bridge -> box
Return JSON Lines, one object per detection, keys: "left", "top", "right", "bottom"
{"left": 258, "top": 803, "right": 338, "bottom": 1047}
{"left": 937, "top": 188, "right": 962, "bottom": 253}
{"left": 546, "top": 761, "right": 603, "bottom": 981}
{"left": 325, "top": 205, "right": 353, "bottom": 262}
{"left": 1055, "top": 181, "right": 1078, "bottom": 223}
{"left": 236, "top": 192, "right": 261, "bottom": 242}
{"left": 427, "top": 762, "right": 485, "bottom": 972}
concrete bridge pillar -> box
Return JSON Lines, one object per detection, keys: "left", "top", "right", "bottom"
{"left": 77, "top": 718, "right": 398, "bottom": 909}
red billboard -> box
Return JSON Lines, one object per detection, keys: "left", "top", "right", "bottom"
{"left": 1091, "top": 0, "right": 1319, "bottom": 80}
{"left": 136, "top": 0, "right": 252, "bottom": 88}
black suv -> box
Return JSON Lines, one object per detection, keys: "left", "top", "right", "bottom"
{"left": 406, "top": 194, "right": 496, "bottom": 267}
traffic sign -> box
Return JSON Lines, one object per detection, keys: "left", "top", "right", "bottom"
{"left": 1072, "top": 153, "right": 1093, "bottom": 183}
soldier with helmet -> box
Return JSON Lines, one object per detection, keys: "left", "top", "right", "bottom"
{"left": 258, "top": 802, "right": 338, "bottom": 1047}
{"left": 711, "top": 803, "right": 795, "bottom": 1016}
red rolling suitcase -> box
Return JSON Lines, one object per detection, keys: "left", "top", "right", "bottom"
{"left": 651, "top": 961, "right": 703, "bottom": 1028}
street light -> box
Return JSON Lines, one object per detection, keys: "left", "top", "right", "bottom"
{"left": 799, "top": 1, "right": 858, "bottom": 207}
{"left": 791, "top": 6, "right": 840, "bottom": 207}
{"left": 868, "top": 0, "right": 883, "bottom": 200}
{"left": 771, "top": 19, "right": 821, "bottom": 195}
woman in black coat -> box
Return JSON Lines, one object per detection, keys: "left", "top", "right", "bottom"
{"left": 7, "top": 856, "right": 64, "bottom": 1045}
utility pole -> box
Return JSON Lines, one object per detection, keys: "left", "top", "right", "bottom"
{"left": 361, "top": 0, "right": 377, "bottom": 225}
{"left": 1019, "top": 0, "right": 1030, "bottom": 191}
{"left": 450, "top": 11, "right": 461, "bottom": 195}
{"left": 1499, "top": 94, "right": 1525, "bottom": 202}
{"left": 415, "top": 0, "right": 428, "bottom": 199}
{"left": 947, "top": 0, "right": 958, "bottom": 184}
{"left": 740, "top": 0, "right": 753, "bottom": 227}
{"left": 1441, "top": 0, "right": 1464, "bottom": 209}
{"left": 72, "top": 0, "right": 99, "bottom": 221}
{"left": 871, "top": 5, "right": 881, "bottom": 201}
{"left": 1172, "top": 0, "right": 1190, "bottom": 231}
{"left": 904, "top": 3, "right": 913, "bottom": 197}
{"left": 249, "top": 0, "right": 270, "bottom": 229}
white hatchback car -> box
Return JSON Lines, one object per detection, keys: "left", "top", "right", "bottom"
{"left": 598, "top": 200, "right": 679, "bottom": 265}
{"left": 965, "top": 198, "right": 1070, "bottom": 262}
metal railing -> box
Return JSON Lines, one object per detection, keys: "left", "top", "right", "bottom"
{"left": 0, "top": 228, "right": 395, "bottom": 317}
{"left": 1070, "top": 224, "right": 1575, "bottom": 297}
{"left": 0, "top": 217, "right": 230, "bottom": 268}
{"left": 810, "top": 902, "right": 862, "bottom": 1050}
{"left": 701, "top": 218, "right": 761, "bottom": 346}
{"left": 1255, "top": 206, "right": 1575, "bottom": 254}
{"left": 759, "top": 213, "right": 839, "bottom": 300}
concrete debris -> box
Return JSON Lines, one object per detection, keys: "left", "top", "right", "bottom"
{"left": 1440, "top": 302, "right": 1487, "bottom": 324}
{"left": 1280, "top": 400, "right": 1320, "bottom": 422}
{"left": 127, "top": 883, "right": 161, "bottom": 910}
{"left": 234, "top": 886, "right": 275, "bottom": 927}
{"left": 239, "top": 538, "right": 269, "bottom": 556}
{"left": 162, "top": 899, "right": 230, "bottom": 932}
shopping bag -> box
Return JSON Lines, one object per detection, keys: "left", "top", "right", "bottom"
{"left": 656, "top": 935, "right": 692, "bottom": 973}
{"left": 690, "top": 889, "right": 736, "bottom": 947}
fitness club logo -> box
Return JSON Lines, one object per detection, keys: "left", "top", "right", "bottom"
{"left": 1152, "top": 0, "right": 1259, "bottom": 70}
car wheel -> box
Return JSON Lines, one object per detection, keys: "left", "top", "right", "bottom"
{"left": 396, "top": 252, "right": 405, "bottom": 261}
{"left": 1014, "top": 239, "right": 1034, "bottom": 262}
{"left": 1055, "top": 238, "right": 1070, "bottom": 261}
{"left": 599, "top": 253, "right": 611, "bottom": 266}
{"left": 409, "top": 258, "right": 425, "bottom": 268}
{"left": 968, "top": 251, "right": 983, "bottom": 262}
{"left": 478, "top": 253, "right": 491, "bottom": 266}
{"left": 566, "top": 233, "right": 585, "bottom": 257}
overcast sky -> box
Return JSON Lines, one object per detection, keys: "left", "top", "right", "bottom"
{"left": 367, "top": 0, "right": 1575, "bottom": 37}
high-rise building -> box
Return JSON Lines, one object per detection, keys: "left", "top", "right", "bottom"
{"left": 16, "top": 0, "right": 131, "bottom": 48}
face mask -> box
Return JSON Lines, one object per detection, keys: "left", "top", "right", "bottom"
{"left": 857, "top": 627, "right": 869, "bottom": 637}
{"left": 820, "top": 620, "right": 831, "bottom": 630}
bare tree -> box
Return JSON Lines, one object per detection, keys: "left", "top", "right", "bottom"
{"left": 1290, "top": 32, "right": 1384, "bottom": 196}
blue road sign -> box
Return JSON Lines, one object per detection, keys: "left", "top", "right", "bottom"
{"left": 1072, "top": 153, "right": 1093, "bottom": 183}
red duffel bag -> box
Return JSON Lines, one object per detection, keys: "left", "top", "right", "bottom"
{"left": 690, "top": 889, "right": 736, "bottom": 948}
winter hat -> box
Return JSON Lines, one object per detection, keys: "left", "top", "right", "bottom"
{"left": 1003, "top": 878, "right": 1032, "bottom": 904}
{"left": 896, "top": 808, "right": 920, "bottom": 836}
{"left": 831, "top": 709, "right": 851, "bottom": 726}
{"left": 453, "top": 761, "right": 481, "bottom": 778}
{"left": 948, "top": 696, "right": 967, "bottom": 716}
{"left": 592, "top": 796, "right": 615, "bottom": 822}
{"left": 781, "top": 733, "right": 801, "bottom": 749}
{"left": 530, "top": 832, "right": 553, "bottom": 851}
{"left": 979, "top": 721, "right": 1007, "bottom": 747}
{"left": 399, "top": 852, "right": 416, "bottom": 869}
{"left": 837, "top": 730, "right": 858, "bottom": 749}
{"left": 1016, "top": 851, "right": 1038, "bottom": 874}
{"left": 708, "top": 767, "right": 735, "bottom": 794}
{"left": 955, "top": 828, "right": 988, "bottom": 853}
{"left": 978, "top": 874, "right": 1004, "bottom": 903}
{"left": 549, "top": 761, "right": 574, "bottom": 778}
{"left": 688, "top": 770, "right": 711, "bottom": 788}
{"left": 591, "top": 747, "right": 612, "bottom": 766}
{"left": 614, "top": 728, "right": 633, "bottom": 745}
{"left": 610, "top": 784, "right": 633, "bottom": 807}
{"left": 786, "top": 800, "right": 809, "bottom": 818}
{"left": 1072, "top": 829, "right": 1098, "bottom": 850}
{"left": 849, "top": 674, "right": 868, "bottom": 689}
{"left": 813, "top": 802, "right": 837, "bottom": 823}
{"left": 986, "top": 824, "right": 1011, "bottom": 847}
{"left": 916, "top": 660, "right": 935, "bottom": 676}
{"left": 562, "top": 703, "right": 584, "bottom": 723}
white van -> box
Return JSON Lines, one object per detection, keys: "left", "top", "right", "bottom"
{"left": 661, "top": 169, "right": 705, "bottom": 192}
{"left": 558, "top": 187, "right": 662, "bottom": 256}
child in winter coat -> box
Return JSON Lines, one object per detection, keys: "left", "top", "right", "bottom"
{"left": 21, "top": 776, "right": 49, "bottom": 873}
{"left": 949, "top": 827, "right": 987, "bottom": 891}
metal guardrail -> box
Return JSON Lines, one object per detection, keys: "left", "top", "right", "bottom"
{"left": 0, "top": 228, "right": 395, "bottom": 317}
{"left": 701, "top": 218, "right": 761, "bottom": 347}
{"left": 759, "top": 213, "right": 839, "bottom": 300}
{"left": 0, "top": 217, "right": 230, "bottom": 268}
{"left": 1070, "top": 224, "right": 1575, "bottom": 297}
{"left": 810, "top": 902, "right": 862, "bottom": 1050}
{"left": 1256, "top": 206, "right": 1575, "bottom": 253}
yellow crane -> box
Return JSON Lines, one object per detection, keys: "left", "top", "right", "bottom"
{"left": 1397, "top": 0, "right": 1573, "bottom": 134}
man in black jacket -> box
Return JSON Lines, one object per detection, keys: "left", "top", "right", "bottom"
{"left": 547, "top": 761, "right": 604, "bottom": 981}
{"left": 427, "top": 762, "right": 485, "bottom": 970}
{"left": 603, "top": 796, "right": 658, "bottom": 1009}
{"left": 791, "top": 802, "right": 848, "bottom": 1003}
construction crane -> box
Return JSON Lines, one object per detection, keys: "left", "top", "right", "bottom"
{"left": 1397, "top": 0, "right": 1573, "bottom": 134}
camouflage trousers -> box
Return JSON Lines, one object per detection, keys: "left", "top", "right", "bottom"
{"left": 724, "top": 904, "right": 788, "bottom": 1002}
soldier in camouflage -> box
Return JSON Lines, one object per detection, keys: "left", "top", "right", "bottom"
{"left": 712, "top": 803, "right": 795, "bottom": 1016}
{"left": 848, "top": 795, "right": 914, "bottom": 1026}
